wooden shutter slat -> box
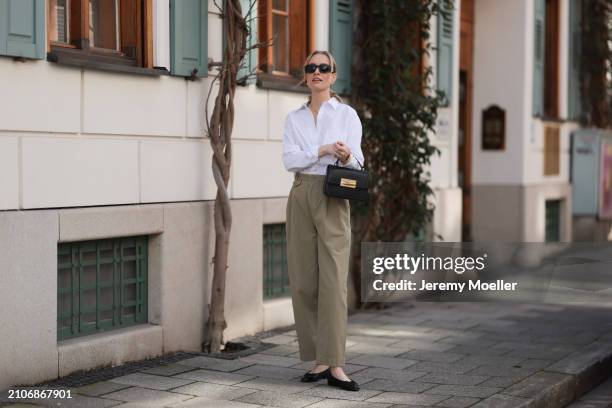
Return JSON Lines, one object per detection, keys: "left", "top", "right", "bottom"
{"left": 238, "top": 0, "right": 257, "bottom": 84}
{"left": 437, "top": 0, "right": 454, "bottom": 106}
{"left": 533, "top": 0, "right": 546, "bottom": 116}
{"left": 567, "top": 0, "right": 581, "bottom": 120}
{"left": 329, "top": 0, "right": 353, "bottom": 94}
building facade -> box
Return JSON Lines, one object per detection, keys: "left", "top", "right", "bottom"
{"left": 0, "top": 0, "right": 461, "bottom": 389}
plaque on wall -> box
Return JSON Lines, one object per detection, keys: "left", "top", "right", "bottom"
{"left": 482, "top": 105, "right": 506, "bottom": 150}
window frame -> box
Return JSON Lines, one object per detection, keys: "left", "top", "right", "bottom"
{"left": 47, "top": 0, "right": 157, "bottom": 75}
{"left": 257, "top": 0, "right": 312, "bottom": 92}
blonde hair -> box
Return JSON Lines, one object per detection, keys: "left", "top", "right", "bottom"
{"left": 299, "top": 50, "right": 343, "bottom": 105}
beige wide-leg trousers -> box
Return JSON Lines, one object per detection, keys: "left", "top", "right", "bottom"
{"left": 285, "top": 172, "right": 351, "bottom": 367}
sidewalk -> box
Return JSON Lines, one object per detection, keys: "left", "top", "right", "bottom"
{"left": 2, "top": 302, "right": 612, "bottom": 408}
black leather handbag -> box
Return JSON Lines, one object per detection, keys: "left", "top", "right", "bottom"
{"left": 324, "top": 158, "right": 369, "bottom": 202}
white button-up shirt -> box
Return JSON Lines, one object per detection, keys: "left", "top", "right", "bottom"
{"left": 282, "top": 97, "right": 365, "bottom": 175}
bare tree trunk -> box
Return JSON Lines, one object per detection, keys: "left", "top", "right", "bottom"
{"left": 202, "top": 0, "right": 248, "bottom": 353}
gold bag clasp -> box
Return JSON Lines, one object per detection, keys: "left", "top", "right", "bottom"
{"left": 340, "top": 178, "right": 357, "bottom": 189}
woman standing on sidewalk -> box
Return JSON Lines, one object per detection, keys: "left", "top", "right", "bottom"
{"left": 282, "top": 50, "right": 364, "bottom": 392}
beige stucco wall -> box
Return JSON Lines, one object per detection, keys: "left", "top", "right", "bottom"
{"left": 472, "top": 183, "right": 572, "bottom": 242}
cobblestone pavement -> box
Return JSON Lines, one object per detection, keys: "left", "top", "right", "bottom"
{"left": 2, "top": 302, "right": 612, "bottom": 408}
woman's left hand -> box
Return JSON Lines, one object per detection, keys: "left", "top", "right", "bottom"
{"left": 334, "top": 141, "right": 351, "bottom": 164}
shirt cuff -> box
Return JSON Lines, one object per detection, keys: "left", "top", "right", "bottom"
{"left": 309, "top": 145, "right": 319, "bottom": 161}
{"left": 341, "top": 154, "right": 359, "bottom": 169}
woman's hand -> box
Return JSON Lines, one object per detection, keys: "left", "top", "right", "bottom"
{"left": 334, "top": 141, "right": 352, "bottom": 164}
{"left": 318, "top": 144, "right": 337, "bottom": 157}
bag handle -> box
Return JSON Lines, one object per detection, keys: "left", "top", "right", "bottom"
{"left": 334, "top": 155, "right": 365, "bottom": 170}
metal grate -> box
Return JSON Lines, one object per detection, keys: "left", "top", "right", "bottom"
{"left": 57, "top": 236, "right": 148, "bottom": 341}
{"left": 263, "top": 224, "right": 291, "bottom": 299}
{"left": 545, "top": 200, "right": 561, "bottom": 242}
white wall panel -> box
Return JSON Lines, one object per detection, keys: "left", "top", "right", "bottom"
{"left": 22, "top": 137, "right": 139, "bottom": 208}
{"left": 141, "top": 139, "right": 218, "bottom": 202}
{"left": 0, "top": 60, "right": 80, "bottom": 133}
{"left": 0, "top": 137, "right": 19, "bottom": 210}
{"left": 83, "top": 71, "right": 186, "bottom": 137}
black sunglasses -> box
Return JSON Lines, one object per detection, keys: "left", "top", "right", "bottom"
{"left": 304, "top": 63, "right": 333, "bottom": 74}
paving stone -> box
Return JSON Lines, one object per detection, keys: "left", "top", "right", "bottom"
{"left": 76, "top": 381, "right": 131, "bottom": 397}
{"left": 346, "top": 343, "right": 407, "bottom": 357}
{"left": 477, "top": 377, "right": 517, "bottom": 388}
{"left": 264, "top": 335, "right": 299, "bottom": 345}
{"left": 140, "top": 364, "right": 197, "bottom": 377}
{"left": 346, "top": 336, "right": 400, "bottom": 347}
{"left": 434, "top": 396, "right": 481, "bottom": 408}
{"left": 238, "top": 353, "right": 303, "bottom": 368}
{"left": 102, "top": 387, "right": 192, "bottom": 405}
{"left": 446, "top": 345, "right": 513, "bottom": 357}
{"left": 466, "top": 365, "right": 538, "bottom": 382}
{"left": 348, "top": 367, "right": 428, "bottom": 384}
{"left": 28, "top": 394, "right": 122, "bottom": 407}
{"left": 173, "top": 369, "right": 255, "bottom": 386}
{"left": 471, "top": 394, "right": 529, "bottom": 408}
{"left": 232, "top": 377, "right": 316, "bottom": 394}
{"left": 513, "top": 359, "right": 554, "bottom": 370}
{"left": 347, "top": 355, "right": 417, "bottom": 370}
{"left": 298, "top": 384, "right": 382, "bottom": 401}
{"left": 425, "top": 384, "right": 502, "bottom": 398}
{"left": 457, "top": 355, "right": 525, "bottom": 367}
{"left": 359, "top": 378, "right": 435, "bottom": 393}
{"left": 501, "top": 371, "right": 573, "bottom": 398}
{"left": 167, "top": 397, "right": 266, "bottom": 407}
{"left": 259, "top": 345, "right": 300, "bottom": 357}
{"left": 409, "top": 361, "right": 481, "bottom": 375}
{"left": 171, "top": 382, "right": 257, "bottom": 400}
{"left": 109, "top": 373, "right": 194, "bottom": 391}
{"left": 387, "top": 339, "right": 455, "bottom": 352}
{"left": 234, "top": 389, "right": 323, "bottom": 407}
{"left": 417, "top": 373, "right": 489, "bottom": 386}
{"left": 306, "top": 398, "right": 392, "bottom": 408}
{"left": 365, "top": 391, "right": 449, "bottom": 405}
{"left": 437, "top": 337, "right": 499, "bottom": 348}
{"left": 178, "top": 356, "right": 254, "bottom": 372}
{"left": 397, "top": 350, "right": 466, "bottom": 363}
{"left": 232, "top": 364, "right": 305, "bottom": 380}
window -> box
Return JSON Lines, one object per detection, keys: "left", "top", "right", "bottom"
{"left": 47, "top": 0, "right": 154, "bottom": 71}
{"left": 57, "top": 236, "right": 148, "bottom": 340}
{"left": 258, "top": 0, "right": 311, "bottom": 86}
{"left": 263, "top": 224, "right": 291, "bottom": 299}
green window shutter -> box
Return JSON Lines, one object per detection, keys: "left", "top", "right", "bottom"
{"left": 0, "top": 0, "right": 45, "bottom": 59}
{"left": 329, "top": 0, "right": 353, "bottom": 95}
{"left": 567, "top": 0, "right": 581, "bottom": 121}
{"left": 170, "top": 0, "right": 208, "bottom": 77}
{"left": 437, "top": 0, "right": 454, "bottom": 106}
{"left": 533, "top": 0, "right": 546, "bottom": 116}
{"left": 237, "top": 0, "right": 257, "bottom": 85}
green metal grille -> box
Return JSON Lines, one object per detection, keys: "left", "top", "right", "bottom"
{"left": 263, "top": 223, "right": 291, "bottom": 299}
{"left": 545, "top": 200, "right": 561, "bottom": 242}
{"left": 57, "top": 236, "right": 148, "bottom": 341}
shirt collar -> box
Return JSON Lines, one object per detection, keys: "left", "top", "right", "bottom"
{"left": 301, "top": 97, "right": 340, "bottom": 110}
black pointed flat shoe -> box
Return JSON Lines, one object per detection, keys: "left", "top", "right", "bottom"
{"left": 300, "top": 367, "right": 331, "bottom": 382}
{"left": 327, "top": 372, "right": 360, "bottom": 391}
